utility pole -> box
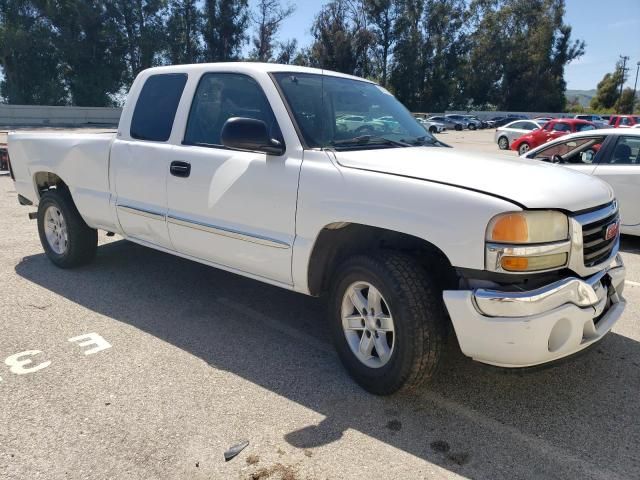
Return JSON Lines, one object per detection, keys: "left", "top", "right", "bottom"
{"left": 633, "top": 61, "right": 640, "bottom": 114}
{"left": 617, "top": 55, "right": 629, "bottom": 113}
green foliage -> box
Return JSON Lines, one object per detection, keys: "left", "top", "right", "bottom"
{"left": 0, "top": 0, "right": 67, "bottom": 104}
{"left": 616, "top": 88, "right": 636, "bottom": 115}
{"left": 202, "top": 0, "right": 249, "bottom": 62}
{"left": 249, "top": 0, "right": 294, "bottom": 62}
{"left": 590, "top": 61, "right": 625, "bottom": 111}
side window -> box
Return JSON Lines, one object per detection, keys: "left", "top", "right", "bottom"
{"left": 620, "top": 117, "right": 631, "bottom": 126}
{"left": 510, "top": 121, "right": 525, "bottom": 129}
{"left": 533, "top": 137, "right": 604, "bottom": 164}
{"left": 605, "top": 137, "right": 640, "bottom": 165}
{"left": 543, "top": 122, "right": 553, "bottom": 131}
{"left": 522, "top": 122, "right": 538, "bottom": 130}
{"left": 130, "top": 73, "right": 188, "bottom": 142}
{"left": 552, "top": 123, "right": 570, "bottom": 132}
{"left": 184, "top": 73, "right": 279, "bottom": 147}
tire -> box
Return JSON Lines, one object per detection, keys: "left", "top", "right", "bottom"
{"left": 518, "top": 142, "right": 530, "bottom": 156}
{"left": 498, "top": 136, "right": 509, "bottom": 150}
{"left": 429, "top": 126, "right": 437, "bottom": 134}
{"left": 37, "top": 189, "right": 98, "bottom": 268}
{"left": 468, "top": 123, "right": 477, "bottom": 131}
{"left": 454, "top": 124, "right": 462, "bottom": 131}
{"left": 328, "top": 253, "right": 448, "bottom": 395}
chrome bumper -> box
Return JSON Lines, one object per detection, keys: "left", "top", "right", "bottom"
{"left": 474, "top": 254, "right": 625, "bottom": 318}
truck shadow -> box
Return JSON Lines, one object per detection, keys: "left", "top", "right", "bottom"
{"left": 15, "top": 239, "right": 640, "bottom": 479}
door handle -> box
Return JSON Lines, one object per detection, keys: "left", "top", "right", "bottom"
{"left": 170, "top": 161, "right": 191, "bottom": 178}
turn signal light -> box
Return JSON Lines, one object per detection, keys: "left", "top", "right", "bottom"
{"left": 501, "top": 253, "right": 568, "bottom": 272}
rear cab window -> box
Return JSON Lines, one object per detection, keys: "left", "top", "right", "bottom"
{"left": 130, "top": 73, "right": 188, "bottom": 141}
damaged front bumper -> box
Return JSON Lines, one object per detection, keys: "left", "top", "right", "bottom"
{"left": 443, "top": 254, "right": 626, "bottom": 368}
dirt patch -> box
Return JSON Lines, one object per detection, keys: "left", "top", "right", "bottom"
{"left": 248, "top": 463, "right": 302, "bottom": 480}
{"left": 246, "top": 454, "right": 260, "bottom": 465}
{"left": 429, "top": 440, "right": 450, "bottom": 453}
{"left": 386, "top": 419, "right": 402, "bottom": 431}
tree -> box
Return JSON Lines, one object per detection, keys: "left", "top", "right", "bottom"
{"left": 616, "top": 88, "right": 636, "bottom": 115}
{"left": 310, "top": 0, "right": 356, "bottom": 73}
{"left": 274, "top": 39, "right": 298, "bottom": 64}
{"left": 45, "top": 0, "right": 127, "bottom": 106}
{"left": 201, "top": 0, "right": 249, "bottom": 62}
{"left": 0, "top": 0, "right": 67, "bottom": 105}
{"left": 590, "top": 59, "right": 627, "bottom": 111}
{"left": 167, "top": 0, "right": 202, "bottom": 64}
{"left": 113, "top": 0, "right": 168, "bottom": 83}
{"left": 250, "top": 0, "right": 294, "bottom": 62}
{"left": 363, "top": 0, "right": 400, "bottom": 86}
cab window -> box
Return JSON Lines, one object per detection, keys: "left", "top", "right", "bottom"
{"left": 183, "top": 73, "right": 281, "bottom": 148}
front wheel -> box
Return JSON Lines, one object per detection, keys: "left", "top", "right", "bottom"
{"left": 518, "top": 142, "right": 530, "bottom": 156}
{"left": 429, "top": 126, "right": 437, "bottom": 134}
{"left": 37, "top": 189, "right": 98, "bottom": 268}
{"left": 468, "top": 123, "right": 477, "bottom": 130}
{"left": 498, "top": 136, "right": 509, "bottom": 150}
{"left": 328, "top": 253, "right": 447, "bottom": 395}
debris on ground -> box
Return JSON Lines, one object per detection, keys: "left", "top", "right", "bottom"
{"left": 246, "top": 454, "right": 260, "bottom": 465}
{"left": 248, "top": 463, "right": 300, "bottom": 480}
{"left": 224, "top": 440, "right": 250, "bottom": 462}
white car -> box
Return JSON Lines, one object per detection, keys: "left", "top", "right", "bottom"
{"left": 416, "top": 117, "right": 446, "bottom": 133}
{"left": 8, "top": 63, "right": 626, "bottom": 394}
{"left": 495, "top": 119, "right": 543, "bottom": 150}
{"left": 522, "top": 128, "right": 640, "bottom": 236}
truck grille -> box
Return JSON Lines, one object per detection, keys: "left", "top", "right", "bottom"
{"left": 582, "top": 209, "right": 619, "bottom": 267}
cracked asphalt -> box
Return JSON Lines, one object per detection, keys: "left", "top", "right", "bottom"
{"left": 1, "top": 132, "right": 639, "bottom": 479}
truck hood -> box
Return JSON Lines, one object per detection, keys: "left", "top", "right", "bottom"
{"left": 334, "top": 146, "right": 613, "bottom": 212}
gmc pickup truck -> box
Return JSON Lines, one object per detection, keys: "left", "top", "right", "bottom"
{"left": 8, "top": 63, "right": 627, "bottom": 395}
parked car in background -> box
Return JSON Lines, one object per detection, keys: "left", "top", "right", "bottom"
{"left": 522, "top": 128, "right": 640, "bottom": 236}
{"left": 446, "top": 114, "right": 479, "bottom": 130}
{"left": 534, "top": 117, "right": 553, "bottom": 123}
{"left": 428, "top": 115, "right": 463, "bottom": 131}
{"left": 574, "top": 114, "right": 608, "bottom": 128}
{"left": 462, "top": 115, "right": 485, "bottom": 129}
{"left": 490, "top": 116, "right": 511, "bottom": 127}
{"left": 494, "top": 119, "right": 542, "bottom": 150}
{"left": 510, "top": 119, "right": 596, "bottom": 155}
{"left": 416, "top": 117, "right": 446, "bottom": 134}
{"left": 609, "top": 115, "right": 638, "bottom": 128}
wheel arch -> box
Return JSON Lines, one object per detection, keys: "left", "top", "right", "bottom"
{"left": 306, "top": 222, "right": 457, "bottom": 297}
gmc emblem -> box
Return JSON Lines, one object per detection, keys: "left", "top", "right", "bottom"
{"left": 605, "top": 221, "right": 619, "bottom": 241}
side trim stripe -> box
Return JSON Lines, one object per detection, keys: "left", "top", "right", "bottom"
{"left": 167, "top": 215, "right": 290, "bottom": 249}
{"left": 116, "top": 204, "right": 165, "bottom": 221}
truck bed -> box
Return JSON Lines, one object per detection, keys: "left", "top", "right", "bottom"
{"left": 8, "top": 129, "right": 117, "bottom": 230}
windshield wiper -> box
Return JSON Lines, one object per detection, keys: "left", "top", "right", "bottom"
{"left": 329, "top": 135, "right": 411, "bottom": 148}
{"left": 402, "top": 135, "right": 451, "bottom": 148}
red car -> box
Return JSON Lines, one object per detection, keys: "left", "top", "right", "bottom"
{"left": 608, "top": 115, "right": 639, "bottom": 128}
{"left": 510, "top": 119, "right": 596, "bottom": 155}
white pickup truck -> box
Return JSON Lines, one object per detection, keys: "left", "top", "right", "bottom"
{"left": 8, "top": 63, "right": 627, "bottom": 395}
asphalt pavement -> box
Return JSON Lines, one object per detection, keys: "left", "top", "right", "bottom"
{"left": 1, "top": 146, "right": 639, "bottom": 479}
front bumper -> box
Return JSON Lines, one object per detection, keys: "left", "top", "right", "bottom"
{"left": 443, "top": 255, "right": 626, "bottom": 367}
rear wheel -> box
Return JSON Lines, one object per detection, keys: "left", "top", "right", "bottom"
{"left": 454, "top": 124, "right": 462, "bottom": 131}
{"left": 37, "top": 189, "right": 97, "bottom": 268}
{"left": 468, "top": 123, "right": 477, "bottom": 131}
{"left": 518, "top": 142, "right": 530, "bottom": 155}
{"left": 328, "top": 253, "right": 447, "bottom": 395}
{"left": 498, "top": 136, "right": 509, "bottom": 150}
{"left": 429, "top": 126, "right": 437, "bottom": 134}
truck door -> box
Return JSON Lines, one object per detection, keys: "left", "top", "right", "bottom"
{"left": 111, "top": 73, "right": 188, "bottom": 249}
{"left": 166, "top": 72, "right": 301, "bottom": 285}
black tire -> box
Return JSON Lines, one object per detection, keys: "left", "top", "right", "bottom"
{"left": 328, "top": 253, "right": 448, "bottom": 395}
{"left": 454, "top": 124, "right": 462, "bottom": 131}
{"left": 518, "top": 142, "right": 530, "bottom": 156}
{"left": 498, "top": 136, "right": 509, "bottom": 150}
{"left": 37, "top": 189, "right": 98, "bottom": 268}
{"left": 429, "top": 126, "right": 437, "bottom": 134}
{"left": 468, "top": 123, "right": 477, "bottom": 131}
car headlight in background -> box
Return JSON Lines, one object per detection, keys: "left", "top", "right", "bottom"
{"left": 485, "top": 211, "right": 570, "bottom": 273}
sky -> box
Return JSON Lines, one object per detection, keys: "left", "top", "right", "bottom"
{"left": 254, "top": 0, "right": 640, "bottom": 91}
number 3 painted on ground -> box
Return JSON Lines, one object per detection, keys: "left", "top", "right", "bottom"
{"left": 4, "top": 350, "right": 52, "bottom": 375}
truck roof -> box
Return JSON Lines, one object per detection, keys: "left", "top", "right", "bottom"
{"left": 140, "top": 62, "right": 375, "bottom": 84}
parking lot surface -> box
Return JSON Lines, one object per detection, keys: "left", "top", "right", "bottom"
{"left": 1, "top": 136, "right": 640, "bottom": 479}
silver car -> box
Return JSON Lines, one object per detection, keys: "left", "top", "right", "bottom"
{"left": 574, "top": 114, "right": 608, "bottom": 129}
{"left": 428, "top": 116, "right": 463, "bottom": 131}
{"left": 416, "top": 118, "right": 446, "bottom": 133}
{"left": 494, "top": 119, "right": 542, "bottom": 150}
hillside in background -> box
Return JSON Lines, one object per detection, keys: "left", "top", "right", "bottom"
{"left": 566, "top": 89, "right": 597, "bottom": 108}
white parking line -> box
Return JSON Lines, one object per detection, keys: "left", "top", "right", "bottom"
{"left": 625, "top": 280, "right": 640, "bottom": 287}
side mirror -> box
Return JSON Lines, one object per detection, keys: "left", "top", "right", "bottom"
{"left": 221, "top": 117, "right": 285, "bottom": 156}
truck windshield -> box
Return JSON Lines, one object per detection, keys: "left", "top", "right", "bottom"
{"left": 272, "top": 72, "right": 438, "bottom": 150}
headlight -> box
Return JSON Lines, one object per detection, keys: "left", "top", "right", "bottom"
{"left": 485, "top": 211, "right": 570, "bottom": 273}
{"left": 486, "top": 211, "right": 568, "bottom": 244}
